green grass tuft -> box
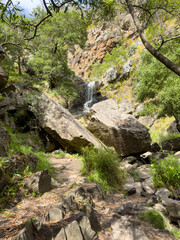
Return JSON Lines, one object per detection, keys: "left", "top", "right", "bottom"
{"left": 139, "top": 210, "right": 166, "bottom": 229}
{"left": 150, "top": 155, "right": 180, "bottom": 194}
{"left": 81, "top": 146, "right": 126, "bottom": 192}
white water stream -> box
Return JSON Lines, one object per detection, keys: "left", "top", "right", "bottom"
{"left": 83, "top": 81, "right": 96, "bottom": 113}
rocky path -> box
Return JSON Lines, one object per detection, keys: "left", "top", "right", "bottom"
{"left": 0, "top": 155, "right": 177, "bottom": 240}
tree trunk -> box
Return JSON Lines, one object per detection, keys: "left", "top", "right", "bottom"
{"left": 125, "top": 0, "right": 180, "bottom": 76}
{"left": 18, "top": 55, "right": 22, "bottom": 75}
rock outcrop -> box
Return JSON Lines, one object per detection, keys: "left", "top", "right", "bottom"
{"left": 0, "top": 124, "right": 10, "bottom": 157}
{"left": 14, "top": 186, "right": 98, "bottom": 240}
{"left": 85, "top": 99, "right": 151, "bottom": 156}
{"left": 0, "top": 66, "right": 8, "bottom": 91}
{"left": 25, "top": 169, "right": 51, "bottom": 194}
{"left": 68, "top": 23, "right": 122, "bottom": 79}
{"left": 31, "top": 94, "right": 101, "bottom": 152}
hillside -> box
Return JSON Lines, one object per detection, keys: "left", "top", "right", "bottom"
{"left": 0, "top": 1, "right": 180, "bottom": 239}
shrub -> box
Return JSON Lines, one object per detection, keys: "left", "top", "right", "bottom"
{"left": 4, "top": 125, "right": 53, "bottom": 175}
{"left": 81, "top": 146, "right": 126, "bottom": 191}
{"left": 151, "top": 155, "right": 180, "bottom": 193}
{"left": 139, "top": 210, "right": 166, "bottom": 229}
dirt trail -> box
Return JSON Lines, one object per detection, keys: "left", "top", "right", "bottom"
{"left": 0, "top": 156, "right": 84, "bottom": 240}
{"left": 0, "top": 156, "right": 176, "bottom": 240}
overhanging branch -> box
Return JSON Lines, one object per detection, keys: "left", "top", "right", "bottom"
{"left": 125, "top": 0, "right": 180, "bottom": 76}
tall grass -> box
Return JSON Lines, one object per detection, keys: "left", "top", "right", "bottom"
{"left": 81, "top": 146, "right": 126, "bottom": 192}
{"left": 151, "top": 155, "right": 180, "bottom": 194}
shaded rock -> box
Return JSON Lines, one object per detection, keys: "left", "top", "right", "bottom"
{"left": 65, "top": 220, "right": 83, "bottom": 240}
{"left": 150, "top": 142, "right": 161, "bottom": 152}
{"left": 0, "top": 98, "right": 17, "bottom": 113}
{"left": 86, "top": 100, "right": 151, "bottom": 156}
{"left": 137, "top": 165, "right": 151, "bottom": 180}
{"left": 0, "top": 46, "right": 5, "bottom": 62}
{"left": 25, "top": 169, "right": 51, "bottom": 194}
{"left": 166, "top": 120, "right": 179, "bottom": 134}
{"left": 55, "top": 228, "right": 66, "bottom": 240}
{"left": 103, "top": 67, "right": 117, "bottom": 84}
{"left": 30, "top": 94, "right": 101, "bottom": 153}
{"left": 4, "top": 153, "right": 38, "bottom": 174}
{"left": 1, "top": 83, "right": 18, "bottom": 96}
{"left": 163, "top": 199, "right": 180, "bottom": 224}
{"left": 161, "top": 138, "right": 180, "bottom": 151}
{"left": 142, "top": 177, "right": 155, "bottom": 195}
{"left": 133, "top": 182, "right": 142, "bottom": 194}
{"left": 114, "top": 202, "right": 149, "bottom": 216}
{"left": 153, "top": 203, "right": 167, "bottom": 215}
{"left": 121, "top": 14, "right": 135, "bottom": 31}
{"left": 111, "top": 216, "right": 149, "bottom": 240}
{"left": 119, "top": 60, "right": 132, "bottom": 80}
{"left": 150, "top": 151, "right": 169, "bottom": 161}
{"left": 46, "top": 207, "right": 64, "bottom": 222}
{"left": 79, "top": 215, "right": 96, "bottom": 240}
{"left": 0, "top": 66, "right": 8, "bottom": 91}
{"left": 120, "top": 159, "right": 138, "bottom": 171}
{"left": 123, "top": 183, "right": 136, "bottom": 195}
{"left": 0, "top": 125, "right": 10, "bottom": 157}
{"left": 155, "top": 188, "right": 170, "bottom": 200}
{"left": 13, "top": 221, "right": 36, "bottom": 240}
{"left": 14, "top": 186, "right": 98, "bottom": 240}
{"left": 138, "top": 116, "right": 154, "bottom": 128}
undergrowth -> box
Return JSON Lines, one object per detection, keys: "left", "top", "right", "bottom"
{"left": 81, "top": 146, "right": 126, "bottom": 192}
{"left": 139, "top": 210, "right": 166, "bottom": 229}
{"left": 150, "top": 155, "right": 180, "bottom": 196}
{"left": 159, "top": 132, "right": 180, "bottom": 143}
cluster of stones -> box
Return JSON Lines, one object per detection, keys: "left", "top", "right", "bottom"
{"left": 14, "top": 186, "right": 99, "bottom": 240}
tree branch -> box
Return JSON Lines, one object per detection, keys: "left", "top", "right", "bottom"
{"left": 1, "top": 42, "right": 21, "bottom": 48}
{"left": 24, "top": 14, "right": 52, "bottom": 41}
{"left": 43, "top": 0, "right": 52, "bottom": 16}
{"left": 125, "top": 0, "right": 180, "bottom": 76}
{"left": 157, "top": 35, "right": 180, "bottom": 51}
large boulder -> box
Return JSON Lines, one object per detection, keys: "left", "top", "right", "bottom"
{"left": 31, "top": 94, "right": 101, "bottom": 152}
{"left": 0, "top": 66, "right": 8, "bottom": 91}
{"left": 85, "top": 99, "right": 151, "bottom": 156}
{"left": 161, "top": 137, "right": 180, "bottom": 151}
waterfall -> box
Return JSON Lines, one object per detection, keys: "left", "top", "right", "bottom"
{"left": 83, "top": 81, "right": 96, "bottom": 113}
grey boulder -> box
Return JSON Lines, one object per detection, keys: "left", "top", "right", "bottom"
{"left": 30, "top": 94, "right": 101, "bottom": 153}
{"left": 86, "top": 99, "right": 151, "bottom": 156}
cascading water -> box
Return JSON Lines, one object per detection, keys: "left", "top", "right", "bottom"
{"left": 83, "top": 81, "right": 96, "bottom": 113}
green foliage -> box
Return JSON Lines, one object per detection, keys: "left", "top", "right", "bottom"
{"left": 90, "top": 43, "right": 128, "bottom": 79}
{"left": 4, "top": 125, "right": 52, "bottom": 174}
{"left": 128, "top": 170, "right": 139, "bottom": 182}
{"left": 0, "top": 172, "right": 25, "bottom": 207}
{"left": 135, "top": 39, "right": 180, "bottom": 121}
{"left": 35, "top": 152, "right": 53, "bottom": 175}
{"left": 159, "top": 132, "right": 180, "bottom": 143}
{"left": 81, "top": 146, "right": 126, "bottom": 191}
{"left": 139, "top": 210, "right": 166, "bottom": 229}
{"left": 151, "top": 155, "right": 180, "bottom": 192}
{"left": 170, "top": 228, "right": 180, "bottom": 240}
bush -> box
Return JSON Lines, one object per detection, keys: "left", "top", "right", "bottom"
{"left": 81, "top": 146, "right": 126, "bottom": 191}
{"left": 151, "top": 155, "right": 180, "bottom": 192}
{"left": 139, "top": 210, "right": 166, "bottom": 229}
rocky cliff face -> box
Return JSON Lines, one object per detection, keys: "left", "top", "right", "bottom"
{"left": 68, "top": 14, "right": 135, "bottom": 79}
